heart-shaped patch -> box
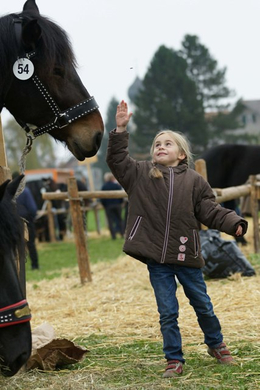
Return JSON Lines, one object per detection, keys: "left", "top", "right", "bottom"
{"left": 180, "top": 236, "right": 188, "bottom": 244}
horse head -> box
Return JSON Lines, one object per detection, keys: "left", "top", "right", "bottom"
{"left": 0, "top": 175, "right": 32, "bottom": 376}
{"left": 1, "top": 0, "right": 104, "bottom": 160}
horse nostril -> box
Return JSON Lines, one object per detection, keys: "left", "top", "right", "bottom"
{"left": 95, "top": 132, "right": 103, "bottom": 149}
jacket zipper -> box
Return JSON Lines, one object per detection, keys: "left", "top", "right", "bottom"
{"left": 128, "top": 216, "right": 142, "bottom": 240}
{"left": 160, "top": 167, "right": 174, "bottom": 263}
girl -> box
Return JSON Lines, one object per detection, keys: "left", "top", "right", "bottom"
{"left": 106, "top": 100, "right": 247, "bottom": 378}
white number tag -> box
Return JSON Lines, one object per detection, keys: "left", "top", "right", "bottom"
{"left": 13, "top": 58, "right": 34, "bottom": 80}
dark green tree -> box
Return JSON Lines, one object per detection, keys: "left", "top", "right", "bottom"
{"left": 93, "top": 97, "right": 119, "bottom": 177}
{"left": 3, "top": 118, "right": 57, "bottom": 172}
{"left": 180, "top": 35, "right": 249, "bottom": 146}
{"left": 132, "top": 45, "right": 207, "bottom": 155}
{"left": 180, "top": 34, "right": 234, "bottom": 110}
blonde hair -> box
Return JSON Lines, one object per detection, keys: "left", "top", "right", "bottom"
{"left": 149, "top": 130, "right": 193, "bottom": 179}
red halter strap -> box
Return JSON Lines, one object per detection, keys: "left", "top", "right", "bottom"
{"left": 0, "top": 299, "right": 31, "bottom": 328}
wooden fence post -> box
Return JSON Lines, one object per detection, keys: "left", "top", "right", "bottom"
{"left": 67, "top": 177, "right": 92, "bottom": 283}
{"left": 0, "top": 116, "right": 11, "bottom": 183}
{"left": 195, "top": 159, "right": 208, "bottom": 181}
{"left": 93, "top": 204, "right": 101, "bottom": 234}
{"left": 46, "top": 200, "right": 56, "bottom": 243}
{"left": 250, "top": 175, "right": 260, "bottom": 253}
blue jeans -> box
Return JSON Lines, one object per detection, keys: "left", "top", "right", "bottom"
{"left": 147, "top": 260, "right": 223, "bottom": 363}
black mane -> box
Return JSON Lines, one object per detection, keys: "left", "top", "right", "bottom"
{"left": 0, "top": 8, "right": 76, "bottom": 81}
{"left": 0, "top": 196, "right": 25, "bottom": 261}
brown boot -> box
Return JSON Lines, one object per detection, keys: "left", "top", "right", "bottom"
{"left": 162, "top": 360, "right": 183, "bottom": 378}
{"left": 207, "top": 342, "right": 234, "bottom": 364}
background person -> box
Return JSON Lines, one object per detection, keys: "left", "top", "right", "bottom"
{"left": 101, "top": 172, "right": 124, "bottom": 239}
{"left": 12, "top": 172, "right": 39, "bottom": 270}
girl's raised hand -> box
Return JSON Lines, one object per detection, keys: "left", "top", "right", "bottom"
{"left": 116, "top": 100, "right": 132, "bottom": 132}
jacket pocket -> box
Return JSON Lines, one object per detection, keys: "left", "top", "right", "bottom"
{"left": 128, "top": 216, "right": 142, "bottom": 240}
{"left": 193, "top": 230, "right": 199, "bottom": 258}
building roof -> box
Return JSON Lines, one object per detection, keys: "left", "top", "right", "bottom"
{"left": 128, "top": 76, "right": 143, "bottom": 102}
{"left": 204, "top": 100, "right": 260, "bottom": 118}
{"left": 242, "top": 100, "right": 260, "bottom": 114}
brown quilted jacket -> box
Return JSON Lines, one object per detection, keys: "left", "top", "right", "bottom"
{"left": 106, "top": 130, "right": 248, "bottom": 268}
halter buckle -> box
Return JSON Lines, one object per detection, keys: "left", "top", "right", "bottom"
{"left": 54, "top": 113, "right": 70, "bottom": 129}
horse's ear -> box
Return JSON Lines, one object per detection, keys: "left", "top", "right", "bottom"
{"left": 0, "top": 180, "right": 10, "bottom": 203}
{"left": 22, "top": 19, "right": 42, "bottom": 49}
{"left": 23, "top": 0, "right": 40, "bottom": 15}
{"left": 6, "top": 175, "right": 25, "bottom": 200}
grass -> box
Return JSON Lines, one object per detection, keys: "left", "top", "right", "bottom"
{"left": 25, "top": 208, "right": 124, "bottom": 282}
{"left": 21, "top": 237, "right": 260, "bottom": 389}
{"left": 3, "top": 211, "right": 259, "bottom": 389}
{"left": 26, "top": 237, "right": 125, "bottom": 281}
{"left": 0, "top": 336, "right": 259, "bottom": 389}
{"left": 75, "top": 336, "right": 260, "bottom": 390}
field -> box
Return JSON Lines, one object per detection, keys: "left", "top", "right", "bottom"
{"left": 0, "top": 211, "right": 259, "bottom": 389}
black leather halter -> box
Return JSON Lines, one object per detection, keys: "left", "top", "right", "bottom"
{"left": 10, "top": 17, "right": 99, "bottom": 139}
{"left": 0, "top": 299, "right": 31, "bottom": 328}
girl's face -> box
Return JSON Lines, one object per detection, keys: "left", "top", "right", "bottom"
{"left": 152, "top": 133, "right": 186, "bottom": 167}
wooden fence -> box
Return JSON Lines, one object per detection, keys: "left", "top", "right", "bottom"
{"left": 1, "top": 114, "right": 258, "bottom": 285}
{"left": 41, "top": 161, "right": 260, "bottom": 284}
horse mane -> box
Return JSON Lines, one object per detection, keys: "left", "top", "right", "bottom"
{"left": 0, "top": 9, "right": 77, "bottom": 81}
{"left": 0, "top": 197, "right": 26, "bottom": 262}
{"left": 0, "top": 16, "right": 15, "bottom": 81}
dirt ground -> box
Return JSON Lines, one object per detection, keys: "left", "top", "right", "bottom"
{"left": 26, "top": 218, "right": 259, "bottom": 351}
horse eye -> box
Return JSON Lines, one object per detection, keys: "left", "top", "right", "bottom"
{"left": 53, "top": 67, "right": 65, "bottom": 78}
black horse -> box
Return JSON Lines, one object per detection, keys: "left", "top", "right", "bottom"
{"left": 201, "top": 143, "right": 260, "bottom": 245}
{"left": 201, "top": 144, "right": 260, "bottom": 188}
{"left": 0, "top": 175, "right": 32, "bottom": 376}
{"left": 0, "top": 0, "right": 104, "bottom": 160}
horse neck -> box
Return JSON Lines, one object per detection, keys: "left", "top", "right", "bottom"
{"left": 0, "top": 194, "right": 26, "bottom": 305}
{"left": 0, "top": 252, "right": 25, "bottom": 308}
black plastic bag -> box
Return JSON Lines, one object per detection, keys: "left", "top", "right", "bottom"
{"left": 199, "top": 230, "right": 255, "bottom": 278}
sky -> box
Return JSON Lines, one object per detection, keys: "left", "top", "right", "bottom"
{"left": 1, "top": 0, "right": 260, "bottom": 158}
